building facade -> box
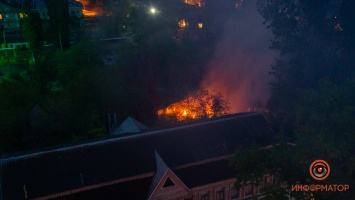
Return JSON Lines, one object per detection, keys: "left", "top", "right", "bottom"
{"left": 0, "top": 1, "right": 22, "bottom": 32}
{"left": 0, "top": 113, "right": 274, "bottom": 200}
{"left": 0, "top": 0, "right": 83, "bottom": 26}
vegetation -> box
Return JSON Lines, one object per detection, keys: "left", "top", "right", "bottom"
{"left": 231, "top": 0, "right": 355, "bottom": 199}
{"left": 0, "top": 0, "right": 223, "bottom": 154}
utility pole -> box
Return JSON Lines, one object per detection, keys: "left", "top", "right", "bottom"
{"left": 1, "top": 26, "right": 6, "bottom": 45}
{"left": 59, "top": 29, "right": 63, "bottom": 54}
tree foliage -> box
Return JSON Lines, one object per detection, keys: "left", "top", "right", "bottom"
{"left": 231, "top": 0, "right": 355, "bottom": 199}
{"left": 0, "top": 0, "right": 216, "bottom": 154}
{"left": 45, "top": 0, "right": 70, "bottom": 50}
{"left": 22, "top": 9, "right": 44, "bottom": 60}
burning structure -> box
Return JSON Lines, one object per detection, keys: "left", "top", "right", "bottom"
{"left": 184, "top": 0, "right": 204, "bottom": 7}
{"left": 158, "top": 89, "right": 230, "bottom": 122}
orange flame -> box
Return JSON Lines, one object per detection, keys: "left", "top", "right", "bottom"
{"left": 158, "top": 89, "right": 230, "bottom": 122}
{"left": 82, "top": 9, "right": 98, "bottom": 17}
{"left": 178, "top": 19, "right": 187, "bottom": 28}
{"left": 184, "top": 0, "right": 203, "bottom": 7}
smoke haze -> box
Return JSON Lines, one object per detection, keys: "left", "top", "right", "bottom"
{"left": 202, "top": 0, "right": 275, "bottom": 112}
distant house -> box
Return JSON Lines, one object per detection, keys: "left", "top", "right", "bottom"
{"left": 0, "top": 1, "right": 22, "bottom": 32}
{"left": 0, "top": 0, "right": 83, "bottom": 21}
{"left": 0, "top": 112, "right": 275, "bottom": 200}
{"left": 24, "top": 0, "right": 84, "bottom": 20}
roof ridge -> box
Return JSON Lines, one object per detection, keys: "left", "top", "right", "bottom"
{"left": 0, "top": 112, "right": 260, "bottom": 162}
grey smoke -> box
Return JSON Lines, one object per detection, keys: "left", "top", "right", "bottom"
{"left": 202, "top": 0, "right": 275, "bottom": 112}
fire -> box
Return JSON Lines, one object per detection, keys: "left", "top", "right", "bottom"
{"left": 82, "top": 9, "right": 98, "bottom": 17}
{"left": 184, "top": 0, "right": 203, "bottom": 7}
{"left": 157, "top": 89, "right": 230, "bottom": 122}
{"left": 178, "top": 19, "right": 187, "bottom": 28}
{"left": 76, "top": 0, "right": 101, "bottom": 17}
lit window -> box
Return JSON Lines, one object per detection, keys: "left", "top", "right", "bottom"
{"left": 198, "top": 23, "right": 203, "bottom": 29}
{"left": 0, "top": 14, "right": 2, "bottom": 20}
{"left": 19, "top": 13, "right": 24, "bottom": 18}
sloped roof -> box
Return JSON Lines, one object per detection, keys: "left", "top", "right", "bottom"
{"left": 174, "top": 158, "right": 236, "bottom": 188}
{"left": 0, "top": 112, "right": 273, "bottom": 200}
{"left": 148, "top": 151, "right": 170, "bottom": 197}
{"left": 112, "top": 116, "right": 148, "bottom": 134}
{"left": 148, "top": 151, "right": 190, "bottom": 199}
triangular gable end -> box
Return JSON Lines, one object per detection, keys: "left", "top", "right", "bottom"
{"left": 148, "top": 152, "right": 190, "bottom": 200}
{"left": 148, "top": 169, "right": 190, "bottom": 200}
{"left": 163, "top": 177, "right": 175, "bottom": 188}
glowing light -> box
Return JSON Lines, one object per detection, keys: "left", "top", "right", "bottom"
{"left": 157, "top": 89, "right": 230, "bottom": 122}
{"left": 178, "top": 19, "right": 187, "bottom": 28}
{"left": 183, "top": 0, "right": 203, "bottom": 7}
{"left": 150, "top": 7, "right": 157, "bottom": 14}
{"left": 82, "top": 9, "right": 98, "bottom": 17}
{"left": 198, "top": 23, "right": 203, "bottom": 29}
{"left": 334, "top": 23, "right": 343, "bottom": 31}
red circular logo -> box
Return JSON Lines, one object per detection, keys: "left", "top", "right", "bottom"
{"left": 309, "top": 160, "right": 330, "bottom": 181}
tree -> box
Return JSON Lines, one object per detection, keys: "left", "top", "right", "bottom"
{"left": 0, "top": 73, "right": 40, "bottom": 154}
{"left": 231, "top": 1, "right": 355, "bottom": 199}
{"left": 22, "top": 9, "right": 44, "bottom": 60}
{"left": 45, "top": 0, "right": 70, "bottom": 50}
{"left": 259, "top": 0, "right": 355, "bottom": 123}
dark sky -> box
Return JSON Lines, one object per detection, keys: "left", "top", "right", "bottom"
{"left": 202, "top": 0, "right": 275, "bottom": 112}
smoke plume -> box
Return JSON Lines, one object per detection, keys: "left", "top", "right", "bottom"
{"left": 202, "top": 0, "right": 275, "bottom": 112}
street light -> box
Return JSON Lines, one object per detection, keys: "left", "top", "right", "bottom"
{"left": 149, "top": 7, "right": 157, "bottom": 14}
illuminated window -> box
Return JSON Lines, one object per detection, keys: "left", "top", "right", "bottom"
{"left": 0, "top": 14, "right": 2, "bottom": 20}
{"left": 198, "top": 23, "right": 203, "bottom": 29}
{"left": 19, "top": 13, "right": 24, "bottom": 18}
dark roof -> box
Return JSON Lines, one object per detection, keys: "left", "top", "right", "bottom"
{"left": 51, "top": 177, "right": 153, "bottom": 200}
{"left": 148, "top": 151, "right": 170, "bottom": 197}
{"left": 50, "top": 158, "right": 237, "bottom": 200}
{"left": 174, "top": 159, "right": 236, "bottom": 188}
{"left": 0, "top": 112, "right": 273, "bottom": 200}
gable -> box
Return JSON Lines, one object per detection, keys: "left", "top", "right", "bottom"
{"left": 149, "top": 169, "right": 190, "bottom": 200}
{"left": 0, "top": 113, "right": 274, "bottom": 199}
{"left": 163, "top": 177, "right": 175, "bottom": 188}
